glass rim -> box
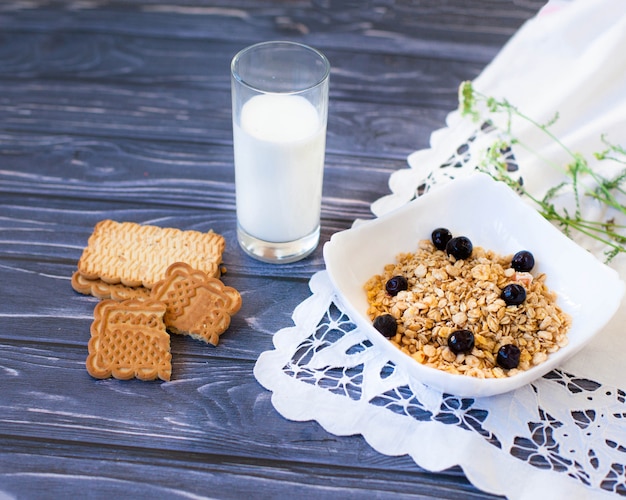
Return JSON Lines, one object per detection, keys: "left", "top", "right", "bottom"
{"left": 231, "top": 40, "right": 330, "bottom": 95}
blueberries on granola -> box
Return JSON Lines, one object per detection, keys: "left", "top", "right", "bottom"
{"left": 364, "top": 228, "right": 571, "bottom": 380}
{"left": 447, "top": 329, "right": 475, "bottom": 354}
{"left": 511, "top": 250, "right": 535, "bottom": 272}
{"left": 373, "top": 314, "right": 398, "bottom": 338}
{"left": 431, "top": 227, "right": 452, "bottom": 251}
{"left": 496, "top": 344, "right": 521, "bottom": 369}
{"left": 445, "top": 236, "right": 473, "bottom": 260}
{"left": 501, "top": 283, "right": 526, "bottom": 306}
{"left": 385, "top": 275, "right": 408, "bottom": 296}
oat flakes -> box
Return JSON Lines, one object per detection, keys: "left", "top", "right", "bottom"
{"left": 364, "top": 239, "right": 571, "bottom": 378}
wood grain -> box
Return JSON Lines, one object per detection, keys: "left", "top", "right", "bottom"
{"left": 0, "top": 1, "right": 544, "bottom": 498}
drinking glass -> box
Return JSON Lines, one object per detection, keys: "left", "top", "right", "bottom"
{"left": 231, "top": 41, "right": 330, "bottom": 263}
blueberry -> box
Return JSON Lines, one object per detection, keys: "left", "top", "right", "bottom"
{"left": 385, "top": 275, "right": 408, "bottom": 296}
{"left": 431, "top": 228, "right": 452, "bottom": 251}
{"left": 373, "top": 314, "right": 398, "bottom": 338}
{"left": 496, "top": 344, "right": 521, "bottom": 369}
{"left": 445, "top": 236, "right": 473, "bottom": 260}
{"left": 447, "top": 329, "right": 475, "bottom": 354}
{"left": 511, "top": 250, "right": 535, "bottom": 272}
{"left": 501, "top": 283, "right": 526, "bottom": 306}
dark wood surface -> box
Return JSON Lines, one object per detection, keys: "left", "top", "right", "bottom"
{"left": 0, "top": 1, "right": 545, "bottom": 498}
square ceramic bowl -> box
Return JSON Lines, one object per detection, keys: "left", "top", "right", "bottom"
{"left": 323, "top": 173, "right": 624, "bottom": 398}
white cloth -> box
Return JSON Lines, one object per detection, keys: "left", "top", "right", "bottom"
{"left": 254, "top": 1, "right": 626, "bottom": 498}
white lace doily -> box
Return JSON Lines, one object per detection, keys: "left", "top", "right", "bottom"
{"left": 255, "top": 270, "right": 626, "bottom": 499}
{"left": 254, "top": 1, "right": 626, "bottom": 498}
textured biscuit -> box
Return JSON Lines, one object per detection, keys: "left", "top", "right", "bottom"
{"left": 151, "top": 262, "right": 242, "bottom": 346}
{"left": 86, "top": 298, "right": 172, "bottom": 381}
{"left": 71, "top": 271, "right": 151, "bottom": 301}
{"left": 77, "top": 220, "right": 224, "bottom": 288}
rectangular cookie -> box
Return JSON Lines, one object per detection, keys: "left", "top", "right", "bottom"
{"left": 71, "top": 271, "right": 151, "bottom": 301}
{"left": 86, "top": 298, "right": 172, "bottom": 381}
{"left": 77, "top": 220, "right": 224, "bottom": 288}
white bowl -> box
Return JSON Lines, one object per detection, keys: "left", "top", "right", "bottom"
{"left": 323, "top": 173, "right": 624, "bottom": 397}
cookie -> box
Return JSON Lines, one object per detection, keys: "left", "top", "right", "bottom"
{"left": 150, "top": 262, "right": 242, "bottom": 346}
{"left": 86, "top": 298, "right": 172, "bottom": 381}
{"left": 71, "top": 271, "right": 151, "bottom": 301}
{"left": 77, "top": 220, "right": 224, "bottom": 288}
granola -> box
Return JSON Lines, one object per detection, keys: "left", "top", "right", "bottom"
{"left": 364, "top": 239, "right": 571, "bottom": 378}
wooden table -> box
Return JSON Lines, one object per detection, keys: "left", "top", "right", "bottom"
{"left": 0, "top": 1, "right": 544, "bottom": 498}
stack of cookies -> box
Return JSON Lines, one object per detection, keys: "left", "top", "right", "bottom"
{"left": 72, "top": 220, "right": 242, "bottom": 382}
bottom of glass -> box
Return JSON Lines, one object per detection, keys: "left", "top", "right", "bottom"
{"left": 237, "top": 224, "right": 320, "bottom": 264}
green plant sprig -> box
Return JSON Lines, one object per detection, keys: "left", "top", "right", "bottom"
{"left": 458, "top": 81, "right": 626, "bottom": 262}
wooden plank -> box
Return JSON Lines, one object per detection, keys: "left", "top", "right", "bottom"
{"left": 0, "top": 78, "right": 458, "bottom": 152}
{"left": 0, "top": 31, "right": 487, "bottom": 105}
{"left": 0, "top": 440, "right": 495, "bottom": 499}
{"left": 0, "top": 82, "right": 451, "bottom": 156}
{"left": 0, "top": 134, "right": 411, "bottom": 202}
{"left": 0, "top": 0, "right": 543, "bottom": 58}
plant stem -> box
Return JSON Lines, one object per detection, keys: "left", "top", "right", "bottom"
{"left": 458, "top": 81, "right": 626, "bottom": 262}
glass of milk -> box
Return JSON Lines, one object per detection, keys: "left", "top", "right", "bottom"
{"left": 231, "top": 41, "right": 330, "bottom": 263}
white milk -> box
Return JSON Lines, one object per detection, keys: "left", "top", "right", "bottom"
{"left": 234, "top": 94, "right": 326, "bottom": 243}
